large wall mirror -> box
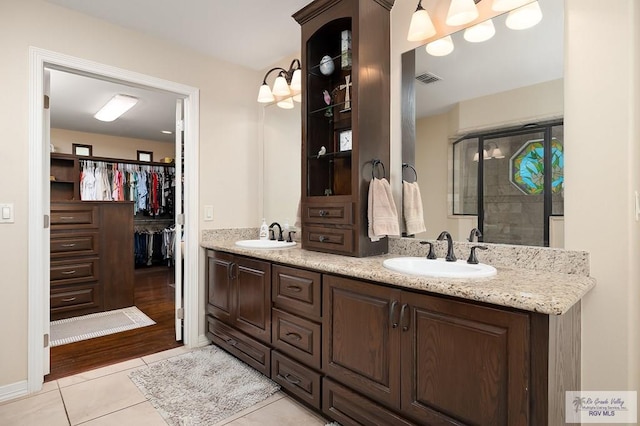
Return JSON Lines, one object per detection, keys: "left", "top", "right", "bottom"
{"left": 262, "top": 102, "right": 301, "bottom": 230}
{"left": 402, "top": 0, "right": 564, "bottom": 247}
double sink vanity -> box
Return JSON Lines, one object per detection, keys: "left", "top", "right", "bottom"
{"left": 201, "top": 229, "right": 595, "bottom": 426}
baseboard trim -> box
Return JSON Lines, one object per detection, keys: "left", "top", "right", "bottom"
{"left": 0, "top": 380, "right": 28, "bottom": 403}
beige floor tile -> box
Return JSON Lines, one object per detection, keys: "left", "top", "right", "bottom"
{"left": 80, "top": 401, "right": 168, "bottom": 426}
{"left": 141, "top": 345, "right": 189, "bottom": 364}
{"left": 61, "top": 370, "right": 146, "bottom": 425}
{"left": 0, "top": 389, "right": 68, "bottom": 426}
{"left": 41, "top": 380, "right": 61, "bottom": 393}
{"left": 212, "top": 392, "right": 286, "bottom": 426}
{"left": 58, "top": 358, "right": 146, "bottom": 388}
{"left": 224, "top": 396, "right": 326, "bottom": 426}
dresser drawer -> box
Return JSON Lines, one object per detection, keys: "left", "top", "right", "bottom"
{"left": 272, "top": 265, "right": 321, "bottom": 320}
{"left": 304, "top": 202, "right": 352, "bottom": 225}
{"left": 272, "top": 351, "right": 322, "bottom": 410}
{"left": 50, "top": 284, "right": 100, "bottom": 310}
{"left": 206, "top": 316, "right": 271, "bottom": 377}
{"left": 50, "top": 258, "right": 99, "bottom": 284}
{"left": 50, "top": 204, "right": 98, "bottom": 229}
{"left": 51, "top": 232, "right": 99, "bottom": 257}
{"left": 304, "top": 226, "right": 354, "bottom": 255}
{"left": 272, "top": 308, "right": 321, "bottom": 369}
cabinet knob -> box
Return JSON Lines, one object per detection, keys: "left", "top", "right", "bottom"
{"left": 318, "top": 236, "right": 328, "bottom": 242}
{"left": 318, "top": 210, "right": 328, "bottom": 217}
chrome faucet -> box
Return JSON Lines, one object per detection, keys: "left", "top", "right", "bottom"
{"left": 437, "top": 231, "right": 456, "bottom": 262}
{"left": 468, "top": 228, "right": 483, "bottom": 242}
{"left": 269, "top": 222, "right": 284, "bottom": 241}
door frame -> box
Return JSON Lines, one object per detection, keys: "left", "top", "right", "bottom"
{"left": 27, "top": 47, "right": 201, "bottom": 392}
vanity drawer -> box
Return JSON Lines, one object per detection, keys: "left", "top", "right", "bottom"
{"left": 50, "top": 258, "right": 99, "bottom": 285}
{"left": 272, "top": 308, "right": 321, "bottom": 369}
{"left": 304, "top": 202, "right": 352, "bottom": 225}
{"left": 304, "top": 226, "right": 354, "bottom": 255}
{"left": 206, "top": 316, "right": 271, "bottom": 377}
{"left": 272, "top": 265, "right": 321, "bottom": 320}
{"left": 50, "top": 232, "right": 99, "bottom": 257}
{"left": 272, "top": 351, "right": 322, "bottom": 410}
{"left": 51, "top": 204, "right": 99, "bottom": 229}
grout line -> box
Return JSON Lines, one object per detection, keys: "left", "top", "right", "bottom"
{"left": 58, "top": 387, "right": 72, "bottom": 426}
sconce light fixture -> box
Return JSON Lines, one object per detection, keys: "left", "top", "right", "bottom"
{"left": 257, "top": 59, "right": 302, "bottom": 108}
{"left": 474, "top": 143, "right": 505, "bottom": 161}
{"left": 505, "top": 1, "right": 543, "bottom": 30}
{"left": 446, "top": 0, "right": 480, "bottom": 27}
{"left": 407, "top": 0, "right": 436, "bottom": 42}
{"left": 426, "top": 35, "right": 455, "bottom": 56}
{"left": 464, "top": 18, "right": 496, "bottom": 43}
{"left": 94, "top": 94, "right": 138, "bottom": 122}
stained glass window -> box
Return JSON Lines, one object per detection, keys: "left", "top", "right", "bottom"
{"left": 509, "top": 138, "right": 564, "bottom": 195}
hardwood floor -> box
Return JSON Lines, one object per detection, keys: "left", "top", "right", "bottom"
{"left": 47, "top": 266, "right": 183, "bottom": 381}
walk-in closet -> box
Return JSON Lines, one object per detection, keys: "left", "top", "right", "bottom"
{"left": 46, "top": 68, "right": 184, "bottom": 380}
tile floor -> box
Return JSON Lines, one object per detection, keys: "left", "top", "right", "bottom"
{"left": 0, "top": 347, "right": 328, "bottom": 426}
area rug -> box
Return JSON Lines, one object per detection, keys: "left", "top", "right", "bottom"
{"left": 50, "top": 306, "right": 155, "bottom": 347}
{"left": 129, "top": 345, "right": 280, "bottom": 425}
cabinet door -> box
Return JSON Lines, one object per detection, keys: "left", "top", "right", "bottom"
{"left": 400, "top": 292, "right": 530, "bottom": 426}
{"left": 206, "top": 250, "right": 234, "bottom": 323}
{"left": 234, "top": 256, "right": 271, "bottom": 343}
{"left": 323, "top": 275, "right": 402, "bottom": 410}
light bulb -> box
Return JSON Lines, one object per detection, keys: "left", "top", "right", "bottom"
{"left": 426, "top": 36, "right": 454, "bottom": 57}
{"left": 446, "top": 0, "right": 479, "bottom": 27}
{"left": 407, "top": 4, "right": 436, "bottom": 41}
{"left": 506, "top": 1, "right": 543, "bottom": 30}
{"left": 290, "top": 69, "right": 301, "bottom": 92}
{"left": 277, "top": 97, "right": 294, "bottom": 109}
{"left": 464, "top": 19, "right": 495, "bottom": 43}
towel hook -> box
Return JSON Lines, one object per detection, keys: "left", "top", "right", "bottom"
{"left": 371, "top": 159, "right": 386, "bottom": 179}
{"left": 402, "top": 163, "right": 418, "bottom": 182}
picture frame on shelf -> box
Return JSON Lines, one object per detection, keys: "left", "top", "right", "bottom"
{"left": 137, "top": 150, "right": 153, "bottom": 162}
{"left": 72, "top": 143, "right": 92, "bottom": 157}
{"left": 336, "top": 128, "right": 352, "bottom": 152}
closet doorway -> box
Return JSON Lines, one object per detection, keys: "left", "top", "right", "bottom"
{"left": 28, "top": 47, "right": 199, "bottom": 387}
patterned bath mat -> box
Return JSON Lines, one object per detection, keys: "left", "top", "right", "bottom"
{"left": 129, "top": 345, "right": 280, "bottom": 425}
{"left": 50, "top": 306, "right": 155, "bottom": 347}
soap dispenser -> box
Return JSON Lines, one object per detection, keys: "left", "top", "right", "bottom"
{"left": 259, "top": 218, "right": 269, "bottom": 240}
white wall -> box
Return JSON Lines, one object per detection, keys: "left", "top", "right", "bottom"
{"left": 51, "top": 128, "right": 175, "bottom": 161}
{"left": 0, "top": 0, "right": 261, "bottom": 388}
{"left": 393, "top": 0, "right": 640, "bottom": 398}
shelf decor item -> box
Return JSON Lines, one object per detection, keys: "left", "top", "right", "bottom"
{"left": 341, "top": 30, "right": 352, "bottom": 69}
{"left": 319, "top": 55, "right": 335, "bottom": 76}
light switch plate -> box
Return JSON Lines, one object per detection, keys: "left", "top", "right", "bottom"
{"left": 204, "top": 205, "right": 214, "bottom": 222}
{"left": 0, "top": 203, "right": 14, "bottom": 223}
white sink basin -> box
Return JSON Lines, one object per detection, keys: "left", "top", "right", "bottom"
{"left": 235, "top": 239, "right": 296, "bottom": 249}
{"left": 383, "top": 257, "right": 497, "bottom": 279}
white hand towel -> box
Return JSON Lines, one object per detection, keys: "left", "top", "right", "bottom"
{"left": 403, "top": 180, "right": 426, "bottom": 235}
{"left": 368, "top": 177, "right": 400, "bottom": 241}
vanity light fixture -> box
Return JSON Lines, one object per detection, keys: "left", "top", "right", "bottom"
{"left": 446, "top": 0, "right": 480, "bottom": 27}
{"left": 94, "top": 94, "right": 138, "bottom": 122}
{"left": 505, "top": 1, "right": 543, "bottom": 30}
{"left": 407, "top": 0, "right": 436, "bottom": 42}
{"left": 464, "top": 18, "right": 495, "bottom": 42}
{"left": 257, "top": 59, "right": 302, "bottom": 108}
{"left": 473, "top": 149, "right": 490, "bottom": 162}
{"left": 426, "top": 35, "right": 455, "bottom": 56}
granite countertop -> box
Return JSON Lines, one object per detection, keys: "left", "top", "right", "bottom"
{"left": 201, "top": 239, "right": 596, "bottom": 316}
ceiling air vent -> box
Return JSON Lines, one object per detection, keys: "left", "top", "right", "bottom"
{"left": 415, "top": 72, "right": 442, "bottom": 85}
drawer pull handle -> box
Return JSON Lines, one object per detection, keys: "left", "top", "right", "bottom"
{"left": 61, "top": 270, "right": 77, "bottom": 275}
{"left": 285, "top": 332, "right": 302, "bottom": 341}
{"left": 400, "top": 303, "right": 410, "bottom": 331}
{"left": 61, "top": 297, "right": 77, "bottom": 302}
{"left": 226, "top": 338, "right": 237, "bottom": 347}
{"left": 286, "top": 285, "right": 302, "bottom": 292}
{"left": 60, "top": 243, "right": 77, "bottom": 247}
{"left": 283, "top": 373, "right": 301, "bottom": 385}
{"left": 318, "top": 210, "right": 328, "bottom": 217}
{"left": 59, "top": 216, "right": 75, "bottom": 220}
{"left": 390, "top": 300, "right": 399, "bottom": 328}
{"left": 318, "top": 236, "right": 328, "bottom": 242}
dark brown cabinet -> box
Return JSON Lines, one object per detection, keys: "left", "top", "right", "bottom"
{"left": 206, "top": 250, "right": 272, "bottom": 375}
{"left": 294, "top": 0, "right": 393, "bottom": 257}
{"left": 50, "top": 153, "right": 79, "bottom": 201}
{"left": 50, "top": 201, "right": 134, "bottom": 320}
{"left": 323, "top": 275, "right": 533, "bottom": 426}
